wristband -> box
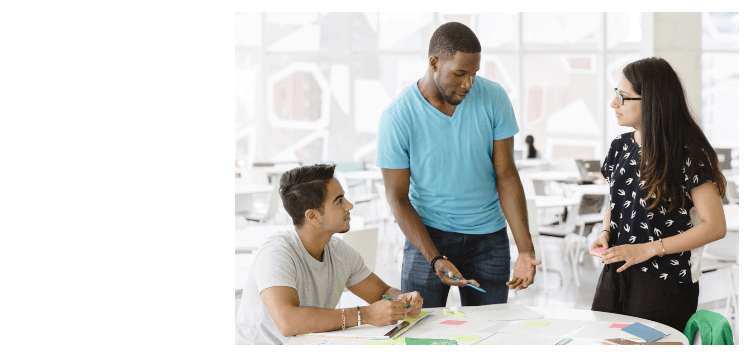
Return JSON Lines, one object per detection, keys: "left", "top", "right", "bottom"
{"left": 356, "top": 305, "right": 361, "bottom": 327}
{"left": 430, "top": 255, "right": 447, "bottom": 273}
{"left": 659, "top": 239, "right": 666, "bottom": 257}
{"left": 341, "top": 309, "right": 346, "bottom": 330}
{"left": 600, "top": 229, "right": 610, "bottom": 235}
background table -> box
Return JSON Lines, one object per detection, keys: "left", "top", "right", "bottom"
{"left": 286, "top": 304, "right": 688, "bottom": 345}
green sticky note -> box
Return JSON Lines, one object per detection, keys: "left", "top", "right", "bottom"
{"left": 452, "top": 335, "right": 482, "bottom": 342}
{"left": 523, "top": 321, "right": 551, "bottom": 327}
{"left": 405, "top": 337, "right": 458, "bottom": 345}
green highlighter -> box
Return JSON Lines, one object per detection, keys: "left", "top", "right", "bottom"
{"left": 382, "top": 295, "right": 410, "bottom": 308}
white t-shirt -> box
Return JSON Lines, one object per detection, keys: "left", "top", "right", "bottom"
{"left": 235, "top": 229, "right": 371, "bottom": 345}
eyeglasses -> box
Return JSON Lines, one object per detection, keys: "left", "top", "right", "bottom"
{"left": 614, "top": 88, "right": 641, "bottom": 106}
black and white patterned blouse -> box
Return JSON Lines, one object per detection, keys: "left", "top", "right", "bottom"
{"left": 601, "top": 132, "right": 711, "bottom": 283}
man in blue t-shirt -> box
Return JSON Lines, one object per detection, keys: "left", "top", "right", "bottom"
{"left": 377, "top": 22, "right": 541, "bottom": 308}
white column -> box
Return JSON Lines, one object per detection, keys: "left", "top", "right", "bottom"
{"left": 642, "top": 12, "right": 702, "bottom": 126}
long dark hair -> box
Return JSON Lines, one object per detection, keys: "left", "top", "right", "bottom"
{"left": 623, "top": 57, "right": 726, "bottom": 212}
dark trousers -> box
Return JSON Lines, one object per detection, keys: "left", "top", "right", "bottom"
{"left": 591, "top": 261, "right": 699, "bottom": 333}
{"left": 401, "top": 226, "right": 511, "bottom": 308}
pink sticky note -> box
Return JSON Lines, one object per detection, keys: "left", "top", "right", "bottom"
{"left": 610, "top": 323, "right": 630, "bottom": 329}
{"left": 440, "top": 320, "right": 468, "bottom": 326}
{"left": 590, "top": 248, "right": 605, "bottom": 257}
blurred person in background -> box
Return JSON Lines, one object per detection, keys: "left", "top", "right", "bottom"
{"left": 525, "top": 135, "right": 537, "bottom": 159}
{"left": 377, "top": 22, "right": 540, "bottom": 308}
{"left": 591, "top": 57, "right": 727, "bottom": 332}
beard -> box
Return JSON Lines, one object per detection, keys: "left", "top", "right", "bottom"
{"left": 434, "top": 75, "right": 462, "bottom": 106}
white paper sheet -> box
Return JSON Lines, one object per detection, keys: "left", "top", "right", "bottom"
{"left": 473, "top": 332, "right": 562, "bottom": 345}
{"left": 497, "top": 318, "right": 590, "bottom": 337}
{"left": 466, "top": 304, "right": 545, "bottom": 322}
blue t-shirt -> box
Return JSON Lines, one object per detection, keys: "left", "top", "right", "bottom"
{"left": 376, "top": 76, "right": 519, "bottom": 234}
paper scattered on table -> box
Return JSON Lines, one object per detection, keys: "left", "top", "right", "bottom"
{"left": 440, "top": 320, "right": 468, "bottom": 326}
{"left": 499, "top": 319, "right": 589, "bottom": 337}
{"left": 473, "top": 332, "right": 562, "bottom": 345}
{"left": 308, "top": 338, "right": 370, "bottom": 345}
{"left": 467, "top": 304, "right": 545, "bottom": 322}
{"left": 523, "top": 321, "right": 551, "bottom": 327}
{"left": 452, "top": 335, "right": 483, "bottom": 342}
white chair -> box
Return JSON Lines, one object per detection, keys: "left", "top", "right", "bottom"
{"left": 341, "top": 227, "right": 379, "bottom": 271}
{"left": 336, "top": 227, "right": 379, "bottom": 308}
{"left": 538, "top": 190, "right": 607, "bottom": 288}
{"left": 236, "top": 173, "right": 283, "bottom": 223}
{"left": 725, "top": 179, "right": 739, "bottom": 204}
{"left": 700, "top": 231, "right": 739, "bottom": 319}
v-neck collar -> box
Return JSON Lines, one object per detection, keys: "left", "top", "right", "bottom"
{"left": 413, "top": 80, "right": 464, "bottom": 120}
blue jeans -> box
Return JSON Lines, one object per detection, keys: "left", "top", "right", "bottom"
{"left": 401, "top": 225, "right": 511, "bottom": 308}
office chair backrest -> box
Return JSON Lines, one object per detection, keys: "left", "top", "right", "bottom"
{"left": 341, "top": 227, "right": 379, "bottom": 271}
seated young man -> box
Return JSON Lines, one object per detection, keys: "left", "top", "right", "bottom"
{"left": 235, "top": 164, "right": 423, "bottom": 345}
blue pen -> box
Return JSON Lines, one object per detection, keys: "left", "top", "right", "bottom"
{"left": 444, "top": 272, "right": 486, "bottom": 293}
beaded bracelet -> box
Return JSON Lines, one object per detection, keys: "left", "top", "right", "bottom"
{"left": 341, "top": 308, "right": 346, "bottom": 330}
{"left": 356, "top": 305, "right": 361, "bottom": 327}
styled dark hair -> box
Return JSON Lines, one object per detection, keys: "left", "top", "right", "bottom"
{"left": 622, "top": 57, "right": 726, "bottom": 211}
{"left": 279, "top": 164, "right": 336, "bottom": 227}
{"left": 428, "top": 22, "right": 481, "bottom": 60}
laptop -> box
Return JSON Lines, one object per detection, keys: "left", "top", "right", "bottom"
{"left": 575, "top": 159, "right": 601, "bottom": 182}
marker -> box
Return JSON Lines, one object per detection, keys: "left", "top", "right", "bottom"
{"left": 444, "top": 272, "right": 486, "bottom": 293}
{"left": 382, "top": 295, "right": 410, "bottom": 307}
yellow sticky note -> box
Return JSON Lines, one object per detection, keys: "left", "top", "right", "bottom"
{"left": 392, "top": 337, "right": 406, "bottom": 344}
{"left": 523, "top": 321, "right": 551, "bottom": 327}
{"left": 452, "top": 335, "right": 482, "bottom": 342}
{"left": 443, "top": 309, "right": 466, "bottom": 317}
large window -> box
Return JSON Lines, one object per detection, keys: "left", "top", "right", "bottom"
{"left": 701, "top": 12, "right": 739, "bottom": 156}
{"left": 236, "top": 12, "right": 645, "bottom": 164}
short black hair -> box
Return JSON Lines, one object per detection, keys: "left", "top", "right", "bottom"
{"left": 428, "top": 22, "right": 481, "bottom": 60}
{"left": 279, "top": 164, "right": 336, "bottom": 227}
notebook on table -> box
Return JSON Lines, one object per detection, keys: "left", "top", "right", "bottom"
{"left": 620, "top": 322, "right": 669, "bottom": 342}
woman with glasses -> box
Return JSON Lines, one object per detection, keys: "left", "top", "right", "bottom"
{"left": 589, "top": 57, "right": 727, "bottom": 333}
